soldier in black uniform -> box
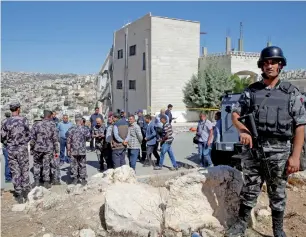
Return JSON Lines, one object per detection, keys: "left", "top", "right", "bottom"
{"left": 227, "top": 46, "right": 306, "bottom": 237}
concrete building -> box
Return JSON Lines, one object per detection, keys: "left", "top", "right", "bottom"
{"left": 97, "top": 15, "right": 305, "bottom": 122}
{"left": 199, "top": 24, "right": 262, "bottom": 83}
{"left": 99, "top": 13, "right": 200, "bottom": 116}
{"left": 199, "top": 50, "right": 262, "bottom": 82}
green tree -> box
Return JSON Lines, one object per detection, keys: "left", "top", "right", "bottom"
{"left": 183, "top": 64, "right": 234, "bottom": 108}
{"left": 230, "top": 75, "right": 252, "bottom": 93}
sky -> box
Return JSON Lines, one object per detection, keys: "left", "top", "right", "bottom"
{"left": 1, "top": 1, "right": 306, "bottom": 74}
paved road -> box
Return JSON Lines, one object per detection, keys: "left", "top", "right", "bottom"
{"left": 1, "top": 131, "right": 200, "bottom": 190}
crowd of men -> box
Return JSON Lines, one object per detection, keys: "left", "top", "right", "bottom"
{"left": 1, "top": 102, "right": 181, "bottom": 204}
{"left": 2, "top": 45, "right": 305, "bottom": 237}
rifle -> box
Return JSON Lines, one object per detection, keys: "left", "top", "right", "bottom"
{"left": 238, "top": 113, "right": 273, "bottom": 182}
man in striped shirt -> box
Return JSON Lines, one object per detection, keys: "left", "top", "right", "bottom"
{"left": 154, "top": 115, "right": 178, "bottom": 171}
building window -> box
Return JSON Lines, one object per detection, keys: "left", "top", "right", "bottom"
{"left": 116, "top": 80, "right": 122, "bottom": 89}
{"left": 129, "top": 45, "right": 136, "bottom": 56}
{"left": 117, "top": 49, "right": 123, "bottom": 59}
{"left": 142, "top": 52, "right": 146, "bottom": 70}
{"left": 129, "top": 80, "right": 136, "bottom": 90}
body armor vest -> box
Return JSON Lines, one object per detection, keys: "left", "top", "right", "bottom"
{"left": 249, "top": 81, "right": 295, "bottom": 139}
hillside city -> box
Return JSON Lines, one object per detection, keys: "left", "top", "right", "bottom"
{"left": 1, "top": 69, "right": 306, "bottom": 124}
{"left": 1, "top": 71, "right": 98, "bottom": 124}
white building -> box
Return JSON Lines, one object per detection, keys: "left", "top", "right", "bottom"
{"left": 97, "top": 14, "right": 289, "bottom": 122}
{"left": 199, "top": 35, "right": 262, "bottom": 82}
{"left": 105, "top": 13, "right": 200, "bottom": 115}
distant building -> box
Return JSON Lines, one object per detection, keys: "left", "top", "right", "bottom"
{"left": 199, "top": 50, "right": 262, "bottom": 82}
{"left": 97, "top": 14, "right": 305, "bottom": 122}
{"left": 98, "top": 13, "right": 200, "bottom": 116}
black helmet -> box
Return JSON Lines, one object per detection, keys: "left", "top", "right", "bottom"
{"left": 257, "top": 46, "right": 287, "bottom": 68}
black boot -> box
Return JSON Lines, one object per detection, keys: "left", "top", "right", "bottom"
{"left": 72, "top": 178, "right": 78, "bottom": 185}
{"left": 22, "top": 189, "right": 30, "bottom": 202}
{"left": 225, "top": 204, "right": 252, "bottom": 237}
{"left": 272, "top": 210, "right": 287, "bottom": 237}
{"left": 15, "top": 194, "right": 24, "bottom": 204}
{"left": 52, "top": 179, "right": 61, "bottom": 185}
{"left": 33, "top": 179, "right": 40, "bottom": 187}
{"left": 81, "top": 179, "right": 87, "bottom": 186}
{"left": 43, "top": 181, "right": 51, "bottom": 189}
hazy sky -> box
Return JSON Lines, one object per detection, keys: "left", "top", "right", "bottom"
{"left": 2, "top": 1, "right": 306, "bottom": 74}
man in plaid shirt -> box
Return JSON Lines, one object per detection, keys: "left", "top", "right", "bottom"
{"left": 127, "top": 115, "right": 143, "bottom": 171}
{"left": 154, "top": 115, "right": 178, "bottom": 171}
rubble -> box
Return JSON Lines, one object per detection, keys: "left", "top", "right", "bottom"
{"left": 5, "top": 165, "right": 306, "bottom": 237}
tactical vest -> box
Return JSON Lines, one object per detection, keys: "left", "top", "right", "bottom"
{"left": 249, "top": 81, "right": 295, "bottom": 139}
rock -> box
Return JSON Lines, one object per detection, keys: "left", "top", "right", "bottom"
{"left": 72, "top": 230, "right": 79, "bottom": 237}
{"left": 261, "top": 183, "right": 267, "bottom": 192}
{"left": 164, "top": 165, "right": 243, "bottom": 232}
{"left": 43, "top": 234, "right": 54, "bottom": 237}
{"left": 95, "top": 227, "right": 107, "bottom": 237}
{"left": 104, "top": 182, "right": 164, "bottom": 236}
{"left": 26, "top": 186, "right": 62, "bottom": 211}
{"left": 112, "top": 165, "right": 137, "bottom": 183}
{"left": 87, "top": 174, "right": 112, "bottom": 193}
{"left": 290, "top": 171, "right": 306, "bottom": 182}
{"left": 293, "top": 187, "right": 299, "bottom": 192}
{"left": 250, "top": 208, "right": 257, "bottom": 229}
{"left": 67, "top": 184, "right": 86, "bottom": 195}
{"left": 164, "top": 229, "right": 182, "bottom": 237}
{"left": 79, "top": 228, "right": 96, "bottom": 237}
{"left": 200, "top": 228, "right": 220, "bottom": 237}
{"left": 102, "top": 166, "right": 243, "bottom": 236}
{"left": 11, "top": 203, "right": 26, "bottom": 212}
{"left": 257, "top": 209, "right": 271, "bottom": 217}
{"left": 286, "top": 183, "right": 293, "bottom": 190}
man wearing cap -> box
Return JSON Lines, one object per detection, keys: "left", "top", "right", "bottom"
{"left": 67, "top": 115, "right": 91, "bottom": 185}
{"left": 144, "top": 115, "right": 160, "bottom": 166}
{"left": 155, "top": 109, "right": 170, "bottom": 149}
{"left": 30, "top": 110, "right": 59, "bottom": 189}
{"left": 154, "top": 114, "right": 178, "bottom": 171}
{"left": 92, "top": 117, "right": 106, "bottom": 171}
{"left": 111, "top": 113, "right": 129, "bottom": 168}
{"left": 104, "top": 114, "right": 114, "bottom": 169}
{"left": 89, "top": 107, "right": 103, "bottom": 151}
{"left": 1, "top": 112, "right": 12, "bottom": 183}
{"left": 165, "top": 104, "right": 173, "bottom": 124}
{"left": 137, "top": 109, "right": 147, "bottom": 162}
{"left": 1, "top": 101, "right": 31, "bottom": 203}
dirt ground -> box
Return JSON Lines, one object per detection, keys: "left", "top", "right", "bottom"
{"left": 1, "top": 184, "right": 306, "bottom": 237}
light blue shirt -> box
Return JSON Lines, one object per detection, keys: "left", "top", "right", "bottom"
{"left": 57, "top": 121, "right": 73, "bottom": 139}
{"left": 145, "top": 121, "right": 157, "bottom": 146}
